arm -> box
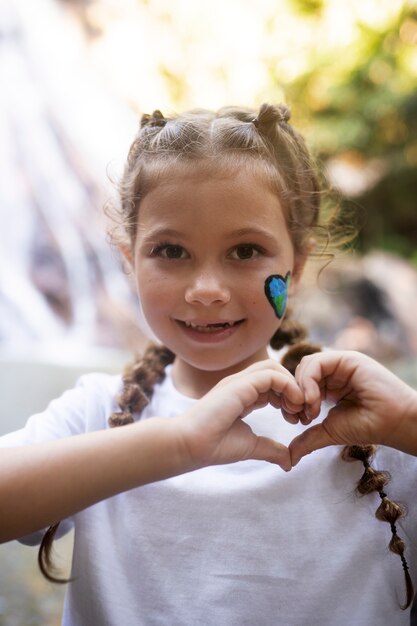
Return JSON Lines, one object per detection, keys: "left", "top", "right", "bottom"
{"left": 1, "top": 360, "right": 303, "bottom": 542}
{"left": 0, "top": 418, "right": 187, "bottom": 542}
{"left": 289, "top": 350, "right": 417, "bottom": 466}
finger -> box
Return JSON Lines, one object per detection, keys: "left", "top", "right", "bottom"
{"left": 250, "top": 436, "right": 292, "bottom": 471}
{"left": 241, "top": 388, "right": 285, "bottom": 416}
{"left": 297, "top": 351, "right": 361, "bottom": 405}
{"left": 247, "top": 358, "right": 296, "bottom": 378}
{"left": 298, "top": 410, "right": 312, "bottom": 426}
{"left": 226, "top": 358, "right": 295, "bottom": 381}
{"left": 271, "top": 375, "right": 304, "bottom": 406}
{"left": 213, "top": 369, "right": 304, "bottom": 423}
{"left": 242, "top": 360, "right": 303, "bottom": 396}
{"left": 280, "top": 394, "right": 305, "bottom": 415}
{"left": 240, "top": 389, "right": 302, "bottom": 420}
{"left": 238, "top": 369, "right": 304, "bottom": 409}
{"left": 281, "top": 408, "right": 300, "bottom": 424}
{"left": 239, "top": 386, "right": 303, "bottom": 420}
{"left": 269, "top": 392, "right": 282, "bottom": 411}
{"left": 282, "top": 409, "right": 311, "bottom": 426}
{"left": 289, "top": 423, "right": 336, "bottom": 467}
{"left": 295, "top": 365, "right": 322, "bottom": 418}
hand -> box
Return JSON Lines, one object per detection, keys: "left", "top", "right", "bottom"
{"left": 175, "top": 359, "right": 305, "bottom": 472}
{"left": 289, "top": 350, "right": 417, "bottom": 465}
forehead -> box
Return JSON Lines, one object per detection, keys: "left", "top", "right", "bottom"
{"left": 137, "top": 165, "right": 288, "bottom": 234}
{"left": 136, "top": 170, "right": 293, "bottom": 250}
{"left": 140, "top": 156, "right": 285, "bottom": 203}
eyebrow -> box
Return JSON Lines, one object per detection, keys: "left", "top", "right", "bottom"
{"left": 140, "top": 227, "right": 185, "bottom": 242}
{"left": 224, "top": 227, "right": 279, "bottom": 242}
{"left": 141, "top": 226, "right": 279, "bottom": 242}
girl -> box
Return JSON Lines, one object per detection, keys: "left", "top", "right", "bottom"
{"left": 1, "top": 104, "right": 417, "bottom": 626}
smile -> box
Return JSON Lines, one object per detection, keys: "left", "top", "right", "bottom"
{"left": 176, "top": 319, "right": 245, "bottom": 341}
{"left": 183, "top": 320, "right": 242, "bottom": 332}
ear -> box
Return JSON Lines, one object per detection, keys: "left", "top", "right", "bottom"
{"left": 119, "top": 244, "right": 133, "bottom": 265}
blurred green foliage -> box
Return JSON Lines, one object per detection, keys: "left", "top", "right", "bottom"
{"left": 284, "top": 3, "right": 417, "bottom": 258}
{"left": 62, "top": 0, "right": 416, "bottom": 259}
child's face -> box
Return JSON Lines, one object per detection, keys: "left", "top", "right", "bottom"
{"left": 132, "top": 167, "right": 304, "bottom": 377}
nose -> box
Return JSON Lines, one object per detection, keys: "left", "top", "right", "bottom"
{"left": 184, "top": 268, "right": 231, "bottom": 306}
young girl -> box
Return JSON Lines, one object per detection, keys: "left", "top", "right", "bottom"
{"left": 1, "top": 104, "right": 417, "bottom": 626}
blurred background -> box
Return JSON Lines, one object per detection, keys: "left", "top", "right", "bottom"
{"left": 0, "top": 0, "right": 416, "bottom": 623}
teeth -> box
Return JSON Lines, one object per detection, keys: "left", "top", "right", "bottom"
{"left": 184, "top": 321, "right": 235, "bottom": 332}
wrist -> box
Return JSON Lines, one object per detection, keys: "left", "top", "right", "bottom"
{"left": 389, "top": 387, "right": 417, "bottom": 455}
{"left": 170, "top": 412, "right": 206, "bottom": 473}
{"left": 131, "top": 416, "right": 199, "bottom": 481}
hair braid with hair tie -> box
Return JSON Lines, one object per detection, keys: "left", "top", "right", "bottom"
{"left": 109, "top": 344, "right": 175, "bottom": 427}
{"left": 342, "top": 444, "right": 414, "bottom": 609}
{"left": 269, "top": 302, "right": 322, "bottom": 375}
{"left": 140, "top": 110, "right": 167, "bottom": 128}
{"left": 252, "top": 103, "right": 291, "bottom": 129}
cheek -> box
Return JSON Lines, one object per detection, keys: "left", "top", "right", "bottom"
{"left": 243, "top": 286, "right": 280, "bottom": 329}
{"left": 138, "top": 274, "right": 175, "bottom": 313}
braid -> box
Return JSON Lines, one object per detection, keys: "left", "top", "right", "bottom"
{"left": 280, "top": 340, "right": 323, "bottom": 376}
{"left": 342, "top": 445, "right": 414, "bottom": 609}
{"left": 109, "top": 344, "right": 175, "bottom": 427}
{"left": 272, "top": 305, "right": 322, "bottom": 375}
{"left": 38, "top": 343, "right": 174, "bottom": 583}
{"left": 270, "top": 307, "right": 307, "bottom": 351}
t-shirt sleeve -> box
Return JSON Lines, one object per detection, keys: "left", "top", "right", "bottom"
{"left": 0, "top": 372, "right": 121, "bottom": 544}
{"left": 0, "top": 373, "right": 120, "bottom": 447}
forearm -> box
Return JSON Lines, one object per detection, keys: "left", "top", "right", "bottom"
{"left": 0, "top": 417, "right": 189, "bottom": 542}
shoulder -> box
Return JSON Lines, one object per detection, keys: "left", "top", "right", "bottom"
{"left": 0, "top": 372, "right": 123, "bottom": 446}
{"left": 73, "top": 371, "right": 122, "bottom": 399}
{"left": 47, "top": 371, "right": 122, "bottom": 422}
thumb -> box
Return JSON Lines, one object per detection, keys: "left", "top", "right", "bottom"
{"left": 289, "top": 423, "right": 335, "bottom": 467}
{"left": 251, "top": 436, "right": 292, "bottom": 472}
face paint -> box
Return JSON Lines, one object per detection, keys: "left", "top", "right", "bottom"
{"left": 264, "top": 272, "right": 291, "bottom": 319}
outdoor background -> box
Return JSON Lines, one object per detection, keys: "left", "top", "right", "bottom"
{"left": 0, "top": 0, "right": 416, "bottom": 623}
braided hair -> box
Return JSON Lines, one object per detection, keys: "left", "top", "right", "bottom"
{"left": 341, "top": 445, "right": 413, "bottom": 608}
{"left": 38, "top": 104, "right": 413, "bottom": 608}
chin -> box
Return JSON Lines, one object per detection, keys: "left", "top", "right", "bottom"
{"left": 180, "top": 349, "right": 261, "bottom": 374}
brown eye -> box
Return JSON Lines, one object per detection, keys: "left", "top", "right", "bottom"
{"left": 232, "top": 245, "right": 261, "bottom": 260}
{"left": 164, "top": 245, "right": 185, "bottom": 259}
{"left": 152, "top": 244, "right": 188, "bottom": 259}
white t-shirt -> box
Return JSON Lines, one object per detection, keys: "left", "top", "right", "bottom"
{"left": 1, "top": 366, "right": 417, "bottom": 626}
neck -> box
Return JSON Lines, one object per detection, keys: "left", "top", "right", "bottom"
{"left": 171, "top": 348, "right": 270, "bottom": 399}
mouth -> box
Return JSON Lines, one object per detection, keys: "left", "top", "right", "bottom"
{"left": 175, "top": 318, "right": 245, "bottom": 341}
{"left": 180, "top": 319, "right": 244, "bottom": 333}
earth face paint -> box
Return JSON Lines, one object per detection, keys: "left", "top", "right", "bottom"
{"left": 264, "top": 272, "right": 291, "bottom": 319}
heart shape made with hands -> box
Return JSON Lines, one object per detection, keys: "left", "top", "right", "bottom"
{"left": 264, "top": 273, "right": 291, "bottom": 319}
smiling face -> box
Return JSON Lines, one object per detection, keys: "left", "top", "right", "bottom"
{"left": 132, "top": 165, "right": 305, "bottom": 394}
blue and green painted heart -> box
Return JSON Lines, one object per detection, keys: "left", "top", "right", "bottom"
{"left": 264, "top": 272, "right": 291, "bottom": 319}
